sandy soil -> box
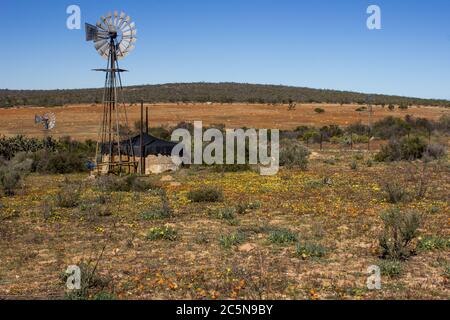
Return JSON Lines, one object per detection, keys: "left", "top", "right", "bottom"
{"left": 0, "top": 103, "right": 447, "bottom": 141}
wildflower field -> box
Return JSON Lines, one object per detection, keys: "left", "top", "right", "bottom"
{"left": 0, "top": 150, "right": 448, "bottom": 300}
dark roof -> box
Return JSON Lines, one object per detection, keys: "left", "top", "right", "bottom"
{"left": 101, "top": 133, "right": 179, "bottom": 157}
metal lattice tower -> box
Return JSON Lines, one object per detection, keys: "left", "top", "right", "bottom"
{"left": 85, "top": 11, "right": 138, "bottom": 175}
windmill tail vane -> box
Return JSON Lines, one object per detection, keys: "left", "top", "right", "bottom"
{"left": 85, "top": 10, "right": 138, "bottom": 175}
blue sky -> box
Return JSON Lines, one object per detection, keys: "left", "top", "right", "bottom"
{"left": 2, "top": 0, "right": 450, "bottom": 99}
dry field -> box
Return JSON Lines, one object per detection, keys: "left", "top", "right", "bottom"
{"left": 0, "top": 103, "right": 447, "bottom": 140}
{"left": 0, "top": 151, "right": 448, "bottom": 300}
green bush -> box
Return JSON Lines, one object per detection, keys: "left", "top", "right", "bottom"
{"left": 219, "top": 231, "right": 246, "bottom": 249}
{"left": 382, "top": 181, "right": 407, "bottom": 204}
{"left": 0, "top": 170, "right": 21, "bottom": 196}
{"left": 0, "top": 153, "right": 33, "bottom": 195}
{"left": 62, "top": 262, "right": 110, "bottom": 300}
{"left": 32, "top": 150, "right": 87, "bottom": 174}
{"left": 296, "top": 242, "right": 327, "bottom": 259}
{"left": 141, "top": 207, "right": 171, "bottom": 220}
{"left": 314, "top": 108, "right": 325, "bottom": 114}
{"left": 208, "top": 206, "right": 239, "bottom": 225}
{"left": 373, "top": 116, "right": 410, "bottom": 139}
{"left": 56, "top": 185, "right": 81, "bottom": 208}
{"left": 268, "top": 228, "right": 298, "bottom": 245}
{"left": 417, "top": 236, "right": 449, "bottom": 251}
{"left": 142, "top": 190, "right": 172, "bottom": 220}
{"left": 379, "top": 208, "right": 421, "bottom": 260}
{"left": 279, "top": 140, "right": 310, "bottom": 170}
{"left": 375, "top": 137, "right": 427, "bottom": 162}
{"left": 379, "top": 260, "right": 403, "bottom": 278}
{"left": 146, "top": 226, "right": 178, "bottom": 241}
{"left": 236, "top": 201, "right": 262, "bottom": 214}
{"left": 188, "top": 187, "right": 224, "bottom": 203}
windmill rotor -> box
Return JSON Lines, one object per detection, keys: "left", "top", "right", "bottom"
{"left": 35, "top": 113, "right": 56, "bottom": 130}
{"left": 85, "top": 10, "right": 137, "bottom": 60}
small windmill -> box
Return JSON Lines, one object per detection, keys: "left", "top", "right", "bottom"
{"left": 85, "top": 10, "right": 138, "bottom": 175}
{"left": 35, "top": 113, "right": 56, "bottom": 131}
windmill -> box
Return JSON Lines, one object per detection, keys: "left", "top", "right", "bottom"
{"left": 35, "top": 113, "right": 56, "bottom": 131}
{"left": 85, "top": 10, "right": 138, "bottom": 175}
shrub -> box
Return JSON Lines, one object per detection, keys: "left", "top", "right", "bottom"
{"left": 236, "top": 201, "right": 262, "bottom": 214}
{"left": 62, "top": 262, "right": 110, "bottom": 300}
{"left": 208, "top": 206, "right": 239, "bottom": 225}
{"left": 379, "top": 260, "right": 403, "bottom": 278}
{"left": 373, "top": 116, "right": 409, "bottom": 139}
{"left": 349, "top": 160, "right": 358, "bottom": 170}
{"left": 424, "top": 144, "right": 447, "bottom": 160}
{"left": 375, "top": 137, "right": 427, "bottom": 162}
{"left": 188, "top": 187, "right": 223, "bottom": 203}
{"left": 56, "top": 185, "right": 81, "bottom": 208}
{"left": 268, "top": 228, "right": 298, "bottom": 245}
{"left": 382, "top": 181, "right": 407, "bottom": 204}
{"left": 314, "top": 108, "right": 325, "bottom": 114}
{"left": 141, "top": 207, "right": 171, "bottom": 220}
{"left": 0, "top": 153, "right": 33, "bottom": 196}
{"left": 146, "top": 226, "right": 178, "bottom": 241}
{"left": 400, "top": 137, "right": 427, "bottom": 160}
{"left": 379, "top": 208, "right": 421, "bottom": 260}
{"left": 0, "top": 170, "right": 21, "bottom": 196}
{"left": 219, "top": 231, "right": 246, "bottom": 249}
{"left": 346, "top": 122, "right": 370, "bottom": 136}
{"left": 279, "top": 140, "right": 310, "bottom": 169}
{"left": 296, "top": 242, "right": 327, "bottom": 259}
{"left": 32, "top": 150, "right": 87, "bottom": 174}
{"left": 417, "top": 236, "right": 449, "bottom": 251}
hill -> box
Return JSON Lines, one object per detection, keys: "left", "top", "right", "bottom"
{"left": 1, "top": 82, "right": 449, "bottom": 108}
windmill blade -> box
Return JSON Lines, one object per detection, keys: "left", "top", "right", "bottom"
{"left": 96, "top": 21, "right": 107, "bottom": 31}
{"left": 122, "top": 29, "right": 137, "bottom": 37}
{"left": 97, "top": 43, "right": 110, "bottom": 56}
{"left": 121, "top": 22, "right": 136, "bottom": 32}
{"left": 94, "top": 39, "right": 108, "bottom": 50}
{"left": 118, "top": 16, "right": 131, "bottom": 29}
{"left": 118, "top": 41, "right": 130, "bottom": 53}
{"left": 113, "top": 10, "right": 119, "bottom": 25}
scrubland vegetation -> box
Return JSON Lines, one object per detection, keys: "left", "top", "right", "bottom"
{"left": 2, "top": 83, "right": 450, "bottom": 108}
{"left": 0, "top": 113, "right": 448, "bottom": 300}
